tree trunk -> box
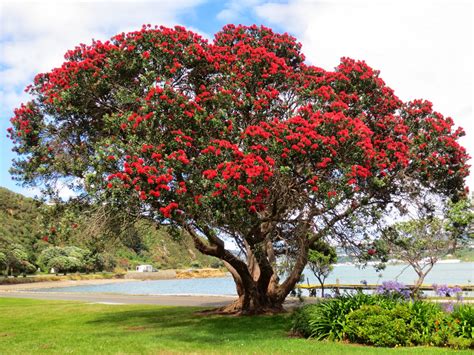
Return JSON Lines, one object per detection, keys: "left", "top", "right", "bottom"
{"left": 412, "top": 262, "right": 435, "bottom": 298}
{"left": 184, "top": 223, "right": 309, "bottom": 315}
{"left": 315, "top": 275, "right": 326, "bottom": 298}
{"left": 218, "top": 254, "right": 285, "bottom": 315}
{"left": 413, "top": 273, "right": 426, "bottom": 298}
{"left": 218, "top": 287, "right": 285, "bottom": 315}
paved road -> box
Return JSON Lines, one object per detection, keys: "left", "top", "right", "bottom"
{"left": 0, "top": 291, "right": 237, "bottom": 307}
{"left": 0, "top": 279, "right": 236, "bottom": 307}
{"left": 0, "top": 278, "right": 304, "bottom": 308}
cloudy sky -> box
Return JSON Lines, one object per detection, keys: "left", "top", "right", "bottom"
{"left": 0, "top": 0, "right": 472, "bottom": 197}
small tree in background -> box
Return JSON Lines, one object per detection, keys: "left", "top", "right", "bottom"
{"left": 0, "top": 244, "right": 35, "bottom": 276}
{"left": 445, "top": 197, "right": 474, "bottom": 247}
{"left": 383, "top": 199, "right": 473, "bottom": 294}
{"left": 308, "top": 240, "right": 337, "bottom": 297}
{"left": 48, "top": 256, "right": 81, "bottom": 275}
{"left": 37, "top": 246, "right": 65, "bottom": 271}
{"left": 385, "top": 218, "right": 449, "bottom": 293}
{"left": 38, "top": 246, "right": 91, "bottom": 274}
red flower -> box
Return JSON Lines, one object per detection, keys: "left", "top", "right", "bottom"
{"left": 159, "top": 202, "right": 179, "bottom": 218}
{"left": 203, "top": 170, "right": 218, "bottom": 179}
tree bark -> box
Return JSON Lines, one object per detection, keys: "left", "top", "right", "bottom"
{"left": 184, "top": 222, "right": 309, "bottom": 314}
{"left": 412, "top": 261, "right": 435, "bottom": 297}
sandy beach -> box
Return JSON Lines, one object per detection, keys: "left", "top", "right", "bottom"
{"left": 0, "top": 278, "right": 134, "bottom": 292}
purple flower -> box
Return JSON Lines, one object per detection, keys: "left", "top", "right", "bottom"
{"left": 441, "top": 302, "right": 454, "bottom": 313}
{"left": 376, "top": 280, "right": 411, "bottom": 299}
{"left": 432, "top": 284, "right": 462, "bottom": 298}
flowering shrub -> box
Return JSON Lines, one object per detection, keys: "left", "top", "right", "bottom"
{"left": 432, "top": 284, "right": 463, "bottom": 298}
{"left": 376, "top": 280, "right": 412, "bottom": 299}
{"left": 7, "top": 24, "right": 469, "bottom": 314}
{"left": 292, "top": 294, "right": 473, "bottom": 349}
{"left": 432, "top": 284, "right": 464, "bottom": 315}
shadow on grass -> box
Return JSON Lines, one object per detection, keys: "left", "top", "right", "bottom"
{"left": 88, "top": 306, "right": 290, "bottom": 345}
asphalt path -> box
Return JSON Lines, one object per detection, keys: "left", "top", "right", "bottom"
{"left": 0, "top": 278, "right": 305, "bottom": 308}
{"left": 0, "top": 279, "right": 236, "bottom": 307}
{"left": 0, "top": 291, "right": 236, "bottom": 307}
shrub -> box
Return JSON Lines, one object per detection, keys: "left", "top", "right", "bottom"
{"left": 303, "top": 293, "right": 400, "bottom": 340}
{"left": 432, "top": 284, "right": 463, "bottom": 298}
{"left": 451, "top": 304, "right": 474, "bottom": 340}
{"left": 38, "top": 247, "right": 66, "bottom": 271}
{"left": 291, "top": 292, "right": 474, "bottom": 349}
{"left": 210, "top": 259, "right": 224, "bottom": 269}
{"left": 345, "top": 304, "right": 415, "bottom": 347}
{"left": 406, "top": 300, "right": 444, "bottom": 344}
{"left": 22, "top": 262, "right": 37, "bottom": 275}
{"left": 291, "top": 304, "right": 319, "bottom": 338}
{"left": 430, "top": 316, "right": 464, "bottom": 348}
{"left": 190, "top": 261, "right": 202, "bottom": 269}
{"left": 48, "top": 256, "right": 83, "bottom": 275}
{"left": 376, "top": 280, "right": 411, "bottom": 299}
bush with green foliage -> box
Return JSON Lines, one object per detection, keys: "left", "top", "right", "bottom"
{"left": 37, "top": 246, "right": 66, "bottom": 271}
{"left": 299, "top": 293, "right": 400, "bottom": 340}
{"left": 0, "top": 244, "right": 35, "bottom": 276}
{"left": 291, "top": 304, "right": 320, "bottom": 338}
{"left": 48, "top": 256, "right": 82, "bottom": 275}
{"left": 291, "top": 293, "right": 473, "bottom": 349}
{"left": 190, "top": 261, "right": 202, "bottom": 269}
{"left": 450, "top": 305, "right": 474, "bottom": 342}
{"left": 38, "top": 246, "right": 100, "bottom": 274}
{"left": 345, "top": 304, "right": 416, "bottom": 347}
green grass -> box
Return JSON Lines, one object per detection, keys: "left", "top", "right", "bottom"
{"left": 0, "top": 298, "right": 469, "bottom": 354}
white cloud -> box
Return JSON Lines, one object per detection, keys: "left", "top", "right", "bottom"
{"left": 0, "top": 0, "right": 206, "bottom": 110}
{"left": 217, "top": 0, "right": 264, "bottom": 22}
{"left": 255, "top": 0, "right": 473, "bottom": 191}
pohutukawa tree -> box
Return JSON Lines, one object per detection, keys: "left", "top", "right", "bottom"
{"left": 9, "top": 25, "right": 469, "bottom": 314}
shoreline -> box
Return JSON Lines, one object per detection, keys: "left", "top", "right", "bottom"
{"left": 0, "top": 268, "right": 229, "bottom": 287}
{"left": 0, "top": 278, "right": 135, "bottom": 292}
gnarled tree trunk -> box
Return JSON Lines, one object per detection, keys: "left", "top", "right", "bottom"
{"left": 184, "top": 222, "right": 310, "bottom": 315}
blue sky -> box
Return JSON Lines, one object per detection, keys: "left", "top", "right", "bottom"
{"left": 1, "top": 0, "right": 472, "bottom": 197}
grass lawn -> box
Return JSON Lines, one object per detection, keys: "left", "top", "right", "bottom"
{"left": 0, "top": 298, "right": 469, "bottom": 354}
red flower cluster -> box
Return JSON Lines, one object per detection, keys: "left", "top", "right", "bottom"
{"left": 8, "top": 24, "right": 470, "bottom": 221}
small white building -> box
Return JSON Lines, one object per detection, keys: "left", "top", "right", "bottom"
{"left": 135, "top": 264, "right": 154, "bottom": 272}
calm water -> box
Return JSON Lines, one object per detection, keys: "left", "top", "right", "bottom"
{"left": 36, "top": 262, "right": 473, "bottom": 296}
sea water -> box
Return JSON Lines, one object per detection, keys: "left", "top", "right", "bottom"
{"left": 33, "top": 262, "right": 473, "bottom": 296}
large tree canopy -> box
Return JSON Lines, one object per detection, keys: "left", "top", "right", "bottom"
{"left": 8, "top": 24, "right": 469, "bottom": 313}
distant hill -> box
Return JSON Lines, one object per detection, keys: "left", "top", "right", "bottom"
{"left": 0, "top": 187, "right": 42, "bottom": 253}
{"left": 0, "top": 186, "right": 218, "bottom": 270}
